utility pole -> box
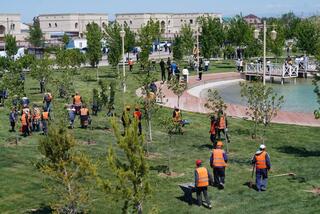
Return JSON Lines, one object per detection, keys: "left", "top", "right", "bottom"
{"left": 263, "top": 20, "right": 266, "bottom": 86}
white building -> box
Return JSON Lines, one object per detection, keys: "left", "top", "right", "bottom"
{"left": 38, "top": 13, "right": 108, "bottom": 40}
{"left": 115, "top": 13, "right": 222, "bottom": 38}
{"left": 0, "top": 13, "right": 28, "bottom": 49}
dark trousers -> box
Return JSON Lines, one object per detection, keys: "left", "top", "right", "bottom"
{"left": 138, "top": 122, "right": 142, "bottom": 135}
{"left": 22, "top": 125, "right": 30, "bottom": 137}
{"left": 129, "top": 65, "right": 133, "bottom": 72}
{"left": 210, "top": 133, "right": 216, "bottom": 145}
{"left": 256, "top": 168, "right": 268, "bottom": 191}
{"left": 42, "top": 120, "right": 48, "bottom": 135}
{"left": 196, "top": 186, "right": 211, "bottom": 206}
{"left": 213, "top": 167, "right": 225, "bottom": 185}
{"left": 10, "top": 121, "right": 16, "bottom": 131}
{"left": 218, "top": 128, "right": 230, "bottom": 142}
{"left": 161, "top": 70, "right": 166, "bottom": 81}
{"left": 198, "top": 72, "right": 202, "bottom": 80}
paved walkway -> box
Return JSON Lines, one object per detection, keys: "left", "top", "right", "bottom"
{"left": 150, "top": 72, "right": 320, "bottom": 127}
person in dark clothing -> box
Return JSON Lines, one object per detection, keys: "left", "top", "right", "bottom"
{"left": 194, "top": 159, "right": 212, "bottom": 209}
{"left": 40, "top": 78, "right": 45, "bottom": 93}
{"left": 251, "top": 144, "right": 271, "bottom": 192}
{"left": 9, "top": 107, "right": 18, "bottom": 132}
{"left": 210, "top": 141, "right": 228, "bottom": 189}
{"left": 121, "top": 106, "right": 132, "bottom": 131}
{"left": 160, "top": 59, "right": 166, "bottom": 82}
{"left": 175, "top": 65, "right": 180, "bottom": 81}
{"left": 167, "top": 57, "right": 172, "bottom": 81}
{"left": 198, "top": 64, "right": 203, "bottom": 80}
{"left": 149, "top": 82, "right": 157, "bottom": 93}
{"left": 133, "top": 107, "right": 142, "bottom": 135}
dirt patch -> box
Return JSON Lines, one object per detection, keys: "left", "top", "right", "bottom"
{"left": 159, "top": 172, "right": 185, "bottom": 178}
{"left": 79, "top": 140, "right": 97, "bottom": 145}
{"left": 145, "top": 152, "right": 161, "bottom": 159}
{"left": 304, "top": 187, "right": 320, "bottom": 196}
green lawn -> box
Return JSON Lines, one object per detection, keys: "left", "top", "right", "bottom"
{"left": 0, "top": 63, "right": 319, "bottom": 213}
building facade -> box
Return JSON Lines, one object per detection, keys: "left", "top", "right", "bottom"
{"left": 115, "top": 13, "right": 222, "bottom": 38}
{"left": 243, "top": 14, "right": 262, "bottom": 29}
{"left": 0, "top": 14, "right": 25, "bottom": 42}
{"left": 38, "top": 13, "right": 108, "bottom": 40}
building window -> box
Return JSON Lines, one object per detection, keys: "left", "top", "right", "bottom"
{"left": 55, "top": 23, "right": 58, "bottom": 27}
{"left": 75, "top": 22, "right": 78, "bottom": 29}
{"left": 49, "top": 23, "right": 52, "bottom": 28}
{"left": 130, "top": 20, "right": 132, "bottom": 25}
{"left": 160, "top": 21, "right": 165, "bottom": 34}
{"left": 10, "top": 23, "right": 15, "bottom": 30}
{"left": 0, "top": 25, "right": 5, "bottom": 34}
{"left": 102, "top": 22, "right": 106, "bottom": 28}
{"left": 190, "top": 19, "right": 193, "bottom": 24}
{"left": 124, "top": 21, "right": 127, "bottom": 26}
{"left": 181, "top": 19, "right": 183, "bottom": 22}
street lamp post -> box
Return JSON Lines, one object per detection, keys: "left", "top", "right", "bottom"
{"left": 120, "top": 28, "right": 126, "bottom": 92}
{"left": 196, "top": 23, "right": 200, "bottom": 73}
{"left": 254, "top": 20, "right": 277, "bottom": 85}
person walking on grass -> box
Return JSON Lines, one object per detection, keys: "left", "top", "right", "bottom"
{"left": 133, "top": 106, "right": 142, "bottom": 135}
{"left": 9, "top": 107, "right": 18, "bottom": 132}
{"left": 160, "top": 59, "right": 166, "bottom": 82}
{"left": 210, "top": 141, "right": 228, "bottom": 189}
{"left": 195, "top": 159, "right": 212, "bottom": 209}
{"left": 209, "top": 115, "right": 218, "bottom": 146}
{"left": 251, "top": 144, "right": 271, "bottom": 192}
{"left": 41, "top": 108, "right": 50, "bottom": 135}
{"left": 217, "top": 110, "right": 230, "bottom": 143}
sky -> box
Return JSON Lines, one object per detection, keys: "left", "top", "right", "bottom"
{"left": 1, "top": 0, "right": 320, "bottom": 22}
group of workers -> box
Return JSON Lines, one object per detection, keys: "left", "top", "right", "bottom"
{"left": 9, "top": 92, "right": 52, "bottom": 136}
{"left": 121, "top": 105, "right": 143, "bottom": 135}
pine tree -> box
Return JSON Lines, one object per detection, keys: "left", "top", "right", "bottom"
{"left": 102, "top": 118, "right": 151, "bottom": 213}
{"left": 86, "top": 22, "right": 103, "bottom": 68}
{"left": 37, "top": 126, "right": 96, "bottom": 213}
{"left": 28, "top": 17, "right": 44, "bottom": 47}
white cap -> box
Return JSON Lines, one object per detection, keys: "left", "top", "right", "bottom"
{"left": 260, "top": 144, "right": 266, "bottom": 150}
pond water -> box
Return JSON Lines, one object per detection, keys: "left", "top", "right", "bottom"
{"left": 200, "top": 78, "right": 318, "bottom": 113}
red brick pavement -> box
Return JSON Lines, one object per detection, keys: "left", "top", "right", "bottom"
{"left": 138, "top": 72, "right": 320, "bottom": 127}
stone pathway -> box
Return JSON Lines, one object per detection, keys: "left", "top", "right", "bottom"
{"left": 151, "top": 72, "right": 320, "bottom": 127}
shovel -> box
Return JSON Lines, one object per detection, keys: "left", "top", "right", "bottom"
{"left": 269, "top": 173, "right": 296, "bottom": 178}
{"left": 248, "top": 164, "right": 255, "bottom": 188}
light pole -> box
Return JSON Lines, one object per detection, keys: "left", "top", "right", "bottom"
{"left": 120, "top": 28, "right": 126, "bottom": 92}
{"left": 254, "top": 20, "right": 277, "bottom": 85}
{"left": 196, "top": 23, "right": 200, "bottom": 73}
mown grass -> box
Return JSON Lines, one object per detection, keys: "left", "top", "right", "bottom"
{"left": 0, "top": 62, "right": 319, "bottom": 214}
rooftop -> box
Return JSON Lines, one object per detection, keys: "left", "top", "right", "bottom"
{"left": 38, "top": 13, "right": 108, "bottom": 17}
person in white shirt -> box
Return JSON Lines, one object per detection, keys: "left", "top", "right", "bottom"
{"left": 204, "top": 59, "right": 210, "bottom": 71}
{"left": 182, "top": 67, "right": 189, "bottom": 83}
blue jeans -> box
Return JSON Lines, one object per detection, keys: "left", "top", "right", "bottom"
{"left": 256, "top": 168, "right": 268, "bottom": 191}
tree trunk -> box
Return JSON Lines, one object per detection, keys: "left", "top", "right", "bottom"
{"left": 148, "top": 112, "right": 152, "bottom": 143}
{"left": 177, "top": 96, "right": 180, "bottom": 108}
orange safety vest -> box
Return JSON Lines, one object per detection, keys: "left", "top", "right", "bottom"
{"left": 219, "top": 116, "right": 226, "bottom": 129}
{"left": 33, "top": 111, "right": 41, "bottom": 120}
{"left": 210, "top": 121, "right": 216, "bottom": 134}
{"left": 133, "top": 111, "right": 142, "bottom": 120}
{"left": 255, "top": 151, "right": 267, "bottom": 169}
{"left": 74, "top": 95, "right": 82, "bottom": 105}
{"left": 174, "top": 110, "right": 181, "bottom": 122}
{"left": 80, "top": 108, "right": 89, "bottom": 116}
{"left": 195, "top": 167, "right": 209, "bottom": 187}
{"left": 21, "top": 114, "right": 27, "bottom": 126}
{"left": 212, "top": 149, "right": 226, "bottom": 167}
{"left": 42, "top": 112, "right": 49, "bottom": 120}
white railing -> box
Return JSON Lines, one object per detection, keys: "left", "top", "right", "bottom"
{"left": 246, "top": 63, "right": 298, "bottom": 78}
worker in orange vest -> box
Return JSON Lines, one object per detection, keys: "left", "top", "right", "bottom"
{"left": 209, "top": 115, "right": 217, "bottom": 146}
{"left": 21, "top": 112, "right": 30, "bottom": 137}
{"left": 210, "top": 141, "right": 228, "bottom": 189}
{"left": 128, "top": 58, "right": 134, "bottom": 72}
{"left": 41, "top": 108, "right": 50, "bottom": 135}
{"left": 32, "top": 106, "right": 41, "bottom": 132}
{"left": 251, "top": 144, "right": 271, "bottom": 192}
{"left": 80, "top": 104, "right": 90, "bottom": 128}
{"left": 133, "top": 107, "right": 142, "bottom": 135}
{"left": 73, "top": 92, "right": 83, "bottom": 115}
{"left": 217, "top": 110, "right": 230, "bottom": 143}
{"left": 194, "top": 159, "right": 212, "bottom": 208}
{"left": 172, "top": 106, "right": 184, "bottom": 134}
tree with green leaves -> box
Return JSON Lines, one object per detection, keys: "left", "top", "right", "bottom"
{"left": 313, "top": 45, "right": 320, "bottom": 119}
{"left": 86, "top": 22, "right": 103, "bottom": 68}
{"left": 124, "top": 23, "right": 136, "bottom": 57}
{"left": 56, "top": 49, "right": 86, "bottom": 70}
{"left": 138, "top": 19, "right": 160, "bottom": 73}
{"left": 37, "top": 126, "right": 96, "bottom": 213}
{"left": 296, "top": 20, "right": 319, "bottom": 55}
{"left": 180, "top": 24, "right": 195, "bottom": 56}
{"left": 204, "top": 89, "right": 227, "bottom": 116}
{"left": 172, "top": 35, "right": 183, "bottom": 62}
{"left": 62, "top": 33, "right": 70, "bottom": 48}
{"left": 28, "top": 17, "right": 44, "bottom": 47}
{"left": 167, "top": 79, "right": 187, "bottom": 107}
{"left": 280, "top": 12, "right": 301, "bottom": 40}
{"left": 240, "top": 81, "right": 284, "bottom": 140}
{"left": 267, "top": 20, "right": 285, "bottom": 61}
{"left": 103, "top": 117, "right": 151, "bottom": 213}
{"left": 105, "top": 22, "right": 122, "bottom": 70}
{"left": 4, "top": 34, "right": 18, "bottom": 59}
{"left": 199, "top": 17, "right": 225, "bottom": 59}
{"left": 30, "top": 54, "right": 53, "bottom": 93}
